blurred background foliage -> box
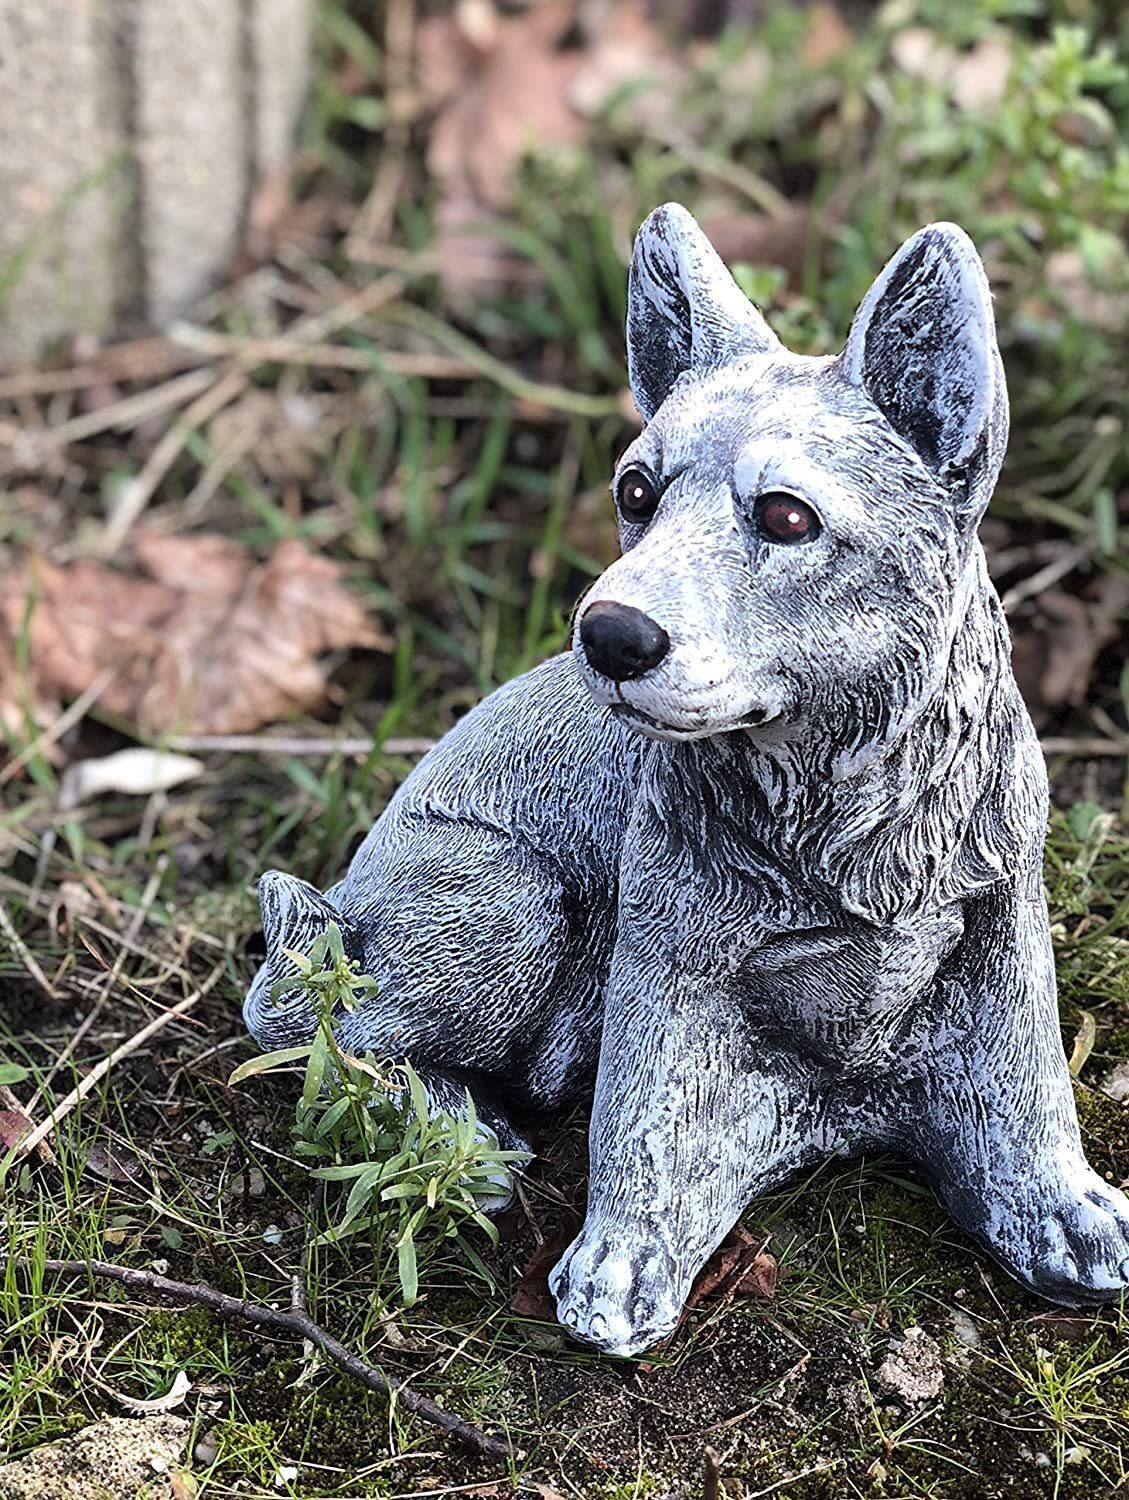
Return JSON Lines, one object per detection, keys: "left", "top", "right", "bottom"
{"left": 286, "top": 0, "right": 1129, "bottom": 732}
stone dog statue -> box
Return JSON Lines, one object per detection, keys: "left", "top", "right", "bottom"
{"left": 245, "top": 204, "right": 1129, "bottom": 1355}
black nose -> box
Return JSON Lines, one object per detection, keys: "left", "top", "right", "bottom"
{"left": 579, "top": 600, "right": 670, "bottom": 682}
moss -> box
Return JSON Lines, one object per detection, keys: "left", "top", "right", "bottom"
{"left": 231, "top": 1358, "right": 497, "bottom": 1495}
{"left": 1074, "top": 1082, "right": 1129, "bottom": 1182}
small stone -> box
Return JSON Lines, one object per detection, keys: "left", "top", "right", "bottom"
{"left": 193, "top": 1431, "right": 219, "bottom": 1467}
{"left": 876, "top": 1326, "right": 945, "bottom": 1403}
{"left": 1101, "top": 1061, "right": 1129, "bottom": 1103}
{"left": 0, "top": 1415, "right": 189, "bottom": 1499}
{"left": 951, "top": 1308, "right": 980, "bottom": 1350}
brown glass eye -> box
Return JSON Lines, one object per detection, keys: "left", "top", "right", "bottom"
{"left": 756, "top": 491, "right": 820, "bottom": 544}
{"left": 616, "top": 467, "right": 661, "bottom": 525}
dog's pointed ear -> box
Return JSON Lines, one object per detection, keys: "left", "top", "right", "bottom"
{"left": 627, "top": 202, "right": 781, "bottom": 421}
{"left": 841, "top": 223, "right": 1008, "bottom": 511}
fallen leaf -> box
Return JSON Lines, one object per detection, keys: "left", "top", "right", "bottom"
{"left": 510, "top": 1225, "right": 577, "bottom": 1320}
{"left": 83, "top": 1140, "right": 144, "bottom": 1184}
{"left": 802, "top": 2, "right": 852, "bottom": 68}
{"left": 1102, "top": 1062, "right": 1129, "bottom": 1104}
{"left": 1068, "top": 1011, "right": 1096, "bottom": 1078}
{"left": 60, "top": 748, "right": 205, "bottom": 807}
{"left": 891, "top": 27, "right": 1011, "bottom": 112}
{"left": 421, "top": 3, "right": 587, "bottom": 297}
{"left": 1044, "top": 247, "right": 1129, "bottom": 333}
{"left": 1010, "top": 573, "right": 1129, "bottom": 728}
{"left": 569, "top": 1, "right": 684, "bottom": 129}
{"left": 0, "top": 533, "right": 389, "bottom": 740}
{"left": 0, "top": 1110, "right": 32, "bottom": 1154}
{"left": 686, "top": 1222, "right": 778, "bottom": 1310}
{"left": 117, "top": 1370, "right": 192, "bottom": 1415}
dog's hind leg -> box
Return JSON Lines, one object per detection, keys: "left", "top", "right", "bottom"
{"left": 904, "top": 876, "right": 1129, "bottom": 1306}
{"left": 244, "top": 869, "right": 532, "bottom": 1208}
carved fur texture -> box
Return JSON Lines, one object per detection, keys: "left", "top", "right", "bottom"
{"left": 246, "top": 204, "right": 1129, "bottom": 1355}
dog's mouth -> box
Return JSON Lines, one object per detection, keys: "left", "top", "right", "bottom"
{"left": 609, "top": 701, "right": 774, "bottom": 741}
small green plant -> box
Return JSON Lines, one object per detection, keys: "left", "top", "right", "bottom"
{"left": 229, "top": 922, "right": 523, "bottom": 1306}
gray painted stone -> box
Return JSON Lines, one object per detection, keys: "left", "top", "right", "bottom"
{"left": 0, "top": 0, "right": 311, "bottom": 360}
{"left": 0, "top": 1, "right": 118, "bottom": 361}
{"left": 245, "top": 206, "right": 1129, "bottom": 1356}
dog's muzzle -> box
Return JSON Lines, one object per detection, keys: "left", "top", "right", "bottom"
{"left": 579, "top": 600, "right": 670, "bottom": 682}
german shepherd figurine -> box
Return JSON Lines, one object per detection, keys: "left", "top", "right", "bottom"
{"left": 245, "top": 205, "right": 1129, "bottom": 1355}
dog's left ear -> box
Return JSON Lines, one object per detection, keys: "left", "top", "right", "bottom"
{"left": 627, "top": 203, "right": 780, "bottom": 421}
{"left": 841, "top": 223, "right": 1008, "bottom": 515}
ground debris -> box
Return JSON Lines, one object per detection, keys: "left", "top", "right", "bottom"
{"left": 0, "top": 532, "right": 389, "bottom": 740}
{"left": 0, "top": 1415, "right": 190, "bottom": 1500}
{"left": 685, "top": 1221, "right": 779, "bottom": 1309}
{"left": 876, "top": 1326, "right": 945, "bottom": 1403}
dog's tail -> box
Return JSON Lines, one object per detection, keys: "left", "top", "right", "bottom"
{"left": 242, "top": 870, "right": 364, "bottom": 1049}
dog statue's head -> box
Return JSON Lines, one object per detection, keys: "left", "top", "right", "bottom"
{"left": 573, "top": 203, "right": 1009, "bottom": 746}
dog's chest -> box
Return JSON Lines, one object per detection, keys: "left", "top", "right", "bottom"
{"left": 734, "top": 908, "right": 965, "bottom": 1073}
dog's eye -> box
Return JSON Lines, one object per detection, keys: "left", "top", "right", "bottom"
{"left": 616, "top": 467, "right": 661, "bottom": 525}
{"left": 755, "top": 492, "right": 821, "bottom": 544}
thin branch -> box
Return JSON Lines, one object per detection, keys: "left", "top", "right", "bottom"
{"left": 29, "top": 1258, "right": 514, "bottom": 1461}
{"left": 100, "top": 368, "right": 249, "bottom": 555}
{"left": 0, "top": 898, "right": 57, "bottom": 998}
{"left": 166, "top": 732, "right": 436, "bottom": 758}
{"left": 13, "top": 965, "right": 222, "bottom": 1162}
{"left": 168, "top": 324, "right": 477, "bottom": 379}
{"left": 0, "top": 668, "right": 117, "bottom": 787}
{"left": 20, "top": 368, "right": 217, "bottom": 451}
{"left": 1040, "top": 737, "right": 1129, "bottom": 759}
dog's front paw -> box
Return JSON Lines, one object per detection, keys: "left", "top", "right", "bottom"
{"left": 1023, "top": 1164, "right": 1129, "bottom": 1307}
{"left": 548, "top": 1224, "right": 683, "bottom": 1356}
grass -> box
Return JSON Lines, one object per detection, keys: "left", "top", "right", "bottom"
{"left": 1, "top": 0, "right": 1128, "bottom": 1494}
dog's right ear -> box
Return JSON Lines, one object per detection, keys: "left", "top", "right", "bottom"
{"left": 627, "top": 203, "right": 780, "bottom": 422}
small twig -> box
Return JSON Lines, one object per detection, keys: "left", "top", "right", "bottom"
{"left": 1040, "top": 737, "right": 1129, "bottom": 759}
{"left": 744, "top": 1462, "right": 844, "bottom": 1499}
{"left": 13, "top": 965, "right": 222, "bottom": 1163}
{"left": 703, "top": 1445, "right": 722, "bottom": 1500}
{"left": 166, "top": 732, "right": 436, "bottom": 758}
{"left": 169, "top": 323, "right": 476, "bottom": 379}
{"left": 346, "top": 0, "right": 415, "bottom": 257}
{"left": 29, "top": 1258, "right": 514, "bottom": 1461}
{"left": 1001, "top": 543, "right": 1090, "bottom": 614}
{"left": 0, "top": 339, "right": 207, "bottom": 401}
{"left": 30, "top": 859, "right": 170, "bottom": 1110}
{"left": 100, "top": 368, "right": 249, "bottom": 555}
{"left": 0, "top": 897, "right": 57, "bottom": 999}
{"left": 0, "top": 668, "right": 117, "bottom": 787}
{"left": 20, "top": 368, "right": 217, "bottom": 451}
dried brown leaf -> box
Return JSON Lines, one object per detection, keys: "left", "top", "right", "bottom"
{"left": 510, "top": 1226, "right": 577, "bottom": 1320}
{"left": 686, "top": 1222, "right": 778, "bottom": 1310}
{"left": 0, "top": 1110, "right": 32, "bottom": 1155}
{"left": 569, "top": 1, "right": 684, "bottom": 128}
{"left": 0, "top": 534, "right": 389, "bottom": 739}
{"left": 802, "top": 2, "right": 852, "bottom": 68}
{"left": 422, "top": 2, "right": 587, "bottom": 297}
{"left": 1010, "top": 573, "right": 1129, "bottom": 728}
